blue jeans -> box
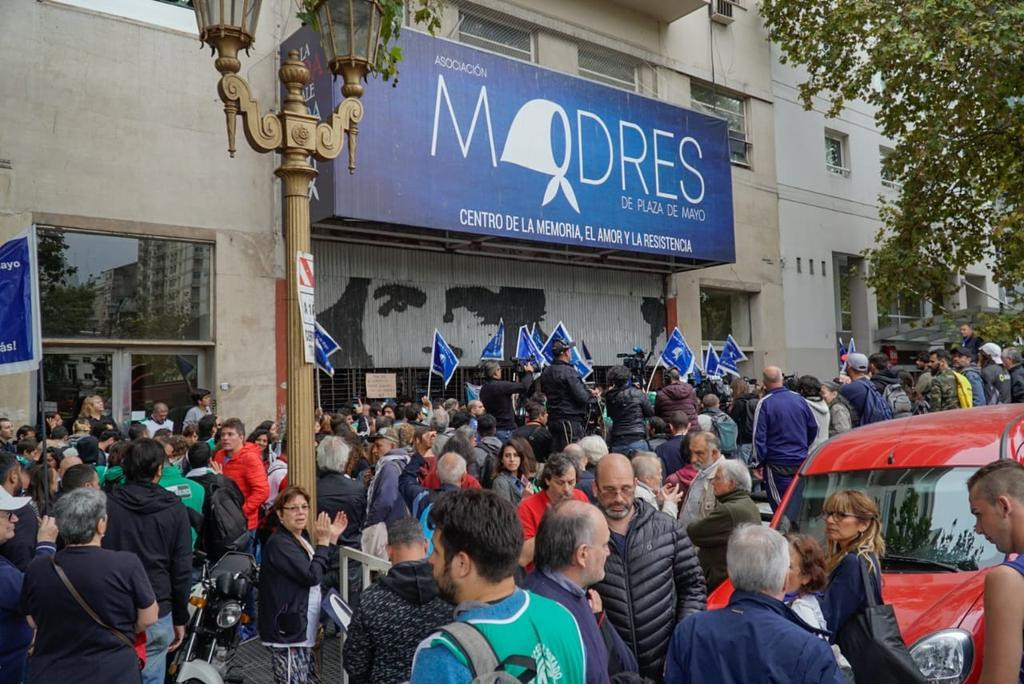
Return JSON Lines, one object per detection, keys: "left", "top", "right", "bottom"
{"left": 142, "top": 612, "right": 174, "bottom": 684}
{"left": 607, "top": 438, "right": 648, "bottom": 458}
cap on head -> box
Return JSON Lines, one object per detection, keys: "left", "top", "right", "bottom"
{"left": 980, "top": 342, "right": 1002, "bottom": 364}
{"left": 372, "top": 426, "right": 402, "bottom": 445}
{"left": 551, "top": 339, "right": 576, "bottom": 355}
{"left": 846, "top": 353, "right": 869, "bottom": 372}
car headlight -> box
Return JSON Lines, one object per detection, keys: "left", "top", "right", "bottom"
{"left": 216, "top": 601, "right": 243, "bottom": 629}
{"left": 910, "top": 629, "right": 973, "bottom": 683}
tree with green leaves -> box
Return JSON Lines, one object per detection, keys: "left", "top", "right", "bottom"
{"left": 761, "top": 0, "right": 1024, "bottom": 340}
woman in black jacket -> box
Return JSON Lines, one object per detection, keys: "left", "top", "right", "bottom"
{"left": 259, "top": 486, "right": 347, "bottom": 684}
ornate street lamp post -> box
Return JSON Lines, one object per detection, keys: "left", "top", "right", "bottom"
{"left": 193, "top": 0, "right": 383, "bottom": 516}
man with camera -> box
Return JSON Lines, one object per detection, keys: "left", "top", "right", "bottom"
{"left": 479, "top": 360, "right": 535, "bottom": 442}
{"left": 540, "top": 340, "right": 598, "bottom": 452}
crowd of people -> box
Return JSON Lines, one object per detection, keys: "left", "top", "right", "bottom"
{"left": 0, "top": 325, "right": 1023, "bottom": 682}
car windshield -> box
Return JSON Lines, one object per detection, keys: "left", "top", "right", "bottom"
{"left": 776, "top": 467, "right": 1002, "bottom": 572}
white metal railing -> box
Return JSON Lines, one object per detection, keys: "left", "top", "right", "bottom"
{"left": 826, "top": 163, "right": 851, "bottom": 177}
{"left": 337, "top": 546, "right": 391, "bottom": 684}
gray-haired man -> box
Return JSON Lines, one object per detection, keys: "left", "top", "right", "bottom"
{"left": 665, "top": 525, "right": 842, "bottom": 683}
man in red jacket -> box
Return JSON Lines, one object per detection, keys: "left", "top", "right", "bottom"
{"left": 213, "top": 418, "right": 269, "bottom": 531}
{"left": 655, "top": 368, "right": 700, "bottom": 431}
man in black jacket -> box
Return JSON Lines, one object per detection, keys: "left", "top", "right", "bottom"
{"left": 480, "top": 360, "right": 534, "bottom": 441}
{"left": 316, "top": 436, "right": 367, "bottom": 600}
{"left": 1005, "top": 347, "right": 1024, "bottom": 404}
{"left": 591, "top": 453, "right": 707, "bottom": 681}
{"left": 540, "top": 339, "right": 596, "bottom": 451}
{"left": 103, "top": 438, "right": 191, "bottom": 684}
{"left": 343, "top": 518, "right": 453, "bottom": 683}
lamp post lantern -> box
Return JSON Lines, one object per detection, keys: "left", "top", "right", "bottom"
{"left": 193, "top": 0, "right": 382, "bottom": 519}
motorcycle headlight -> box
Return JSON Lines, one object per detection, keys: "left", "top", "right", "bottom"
{"left": 909, "top": 629, "right": 973, "bottom": 683}
{"left": 216, "top": 601, "right": 243, "bottom": 629}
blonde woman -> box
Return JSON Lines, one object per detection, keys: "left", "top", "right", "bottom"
{"left": 820, "top": 490, "right": 885, "bottom": 641}
{"left": 76, "top": 395, "right": 106, "bottom": 430}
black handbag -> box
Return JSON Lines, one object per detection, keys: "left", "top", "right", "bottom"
{"left": 835, "top": 556, "right": 925, "bottom": 684}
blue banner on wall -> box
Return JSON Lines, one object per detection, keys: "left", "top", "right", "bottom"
{"left": 292, "top": 28, "right": 735, "bottom": 263}
{"left": 0, "top": 228, "right": 42, "bottom": 375}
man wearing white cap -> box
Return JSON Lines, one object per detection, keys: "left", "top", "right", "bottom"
{"left": 839, "top": 352, "right": 893, "bottom": 426}
{"left": 979, "top": 343, "right": 1011, "bottom": 405}
{"left": 0, "top": 478, "right": 58, "bottom": 682}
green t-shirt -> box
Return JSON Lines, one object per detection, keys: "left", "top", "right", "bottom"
{"left": 159, "top": 463, "right": 205, "bottom": 546}
{"left": 428, "top": 589, "right": 585, "bottom": 682}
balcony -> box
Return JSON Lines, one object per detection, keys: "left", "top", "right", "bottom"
{"left": 608, "top": 0, "right": 709, "bottom": 23}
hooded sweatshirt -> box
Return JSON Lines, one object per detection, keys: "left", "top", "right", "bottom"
{"left": 214, "top": 442, "right": 269, "bottom": 529}
{"left": 803, "top": 397, "right": 830, "bottom": 451}
{"left": 102, "top": 481, "right": 192, "bottom": 624}
{"left": 343, "top": 559, "right": 453, "bottom": 684}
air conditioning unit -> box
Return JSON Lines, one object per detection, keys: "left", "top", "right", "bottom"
{"left": 710, "top": 0, "right": 735, "bottom": 25}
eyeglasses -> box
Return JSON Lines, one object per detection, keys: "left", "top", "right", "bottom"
{"left": 821, "top": 511, "right": 863, "bottom": 521}
{"left": 282, "top": 504, "right": 310, "bottom": 512}
{"left": 599, "top": 485, "right": 635, "bottom": 497}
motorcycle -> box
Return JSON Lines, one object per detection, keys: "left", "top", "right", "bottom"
{"left": 170, "top": 542, "right": 258, "bottom": 684}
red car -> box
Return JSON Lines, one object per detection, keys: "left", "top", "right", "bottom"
{"left": 707, "top": 404, "right": 1024, "bottom": 684}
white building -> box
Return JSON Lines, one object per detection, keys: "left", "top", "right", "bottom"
{"left": 771, "top": 47, "right": 1003, "bottom": 380}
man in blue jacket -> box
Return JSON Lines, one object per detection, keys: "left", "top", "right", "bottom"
{"left": 665, "top": 524, "right": 843, "bottom": 684}
{"left": 752, "top": 366, "right": 819, "bottom": 510}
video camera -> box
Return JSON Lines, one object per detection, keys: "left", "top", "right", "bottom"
{"left": 694, "top": 374, "right": 733, "bottom": 403}
{"left": 616, "top": 346, "right": 651, "bottom": 385}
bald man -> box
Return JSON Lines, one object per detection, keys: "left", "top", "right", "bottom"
{"left": 751, "top": 366, "right": 818, "bottom": 511}
{"left": 591, "top": 453, "right": 706, "bottom": 680}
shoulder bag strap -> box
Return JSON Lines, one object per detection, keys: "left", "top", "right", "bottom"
{"left": 857, "top": 553, "right": 881, "bottom": 608}
{"left": 51, "top": 557, "right": 136, "bottom": 651}
{"left": 441, "top": 622, "right": 500, "bottom": 678}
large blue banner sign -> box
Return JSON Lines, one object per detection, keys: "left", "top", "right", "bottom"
{"left": 0, "top": 228, "right": 42, "bottom": 375}
{"left": 304, "top": 29, "right": 735, "bottom": 262}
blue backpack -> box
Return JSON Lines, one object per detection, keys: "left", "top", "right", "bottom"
{"left": 858, "top": 380, "right": 893, "bottom": 426}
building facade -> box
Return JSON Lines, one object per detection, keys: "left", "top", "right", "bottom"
{"left": 771, "top": 48, "right": 1004, "bottom": 380}
{"left": 1, "top": 0, "right": 786, "bottom": 427}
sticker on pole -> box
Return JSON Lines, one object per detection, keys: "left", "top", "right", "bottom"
{"left": 297, "top": 251, "right": 316, "bottom": 364}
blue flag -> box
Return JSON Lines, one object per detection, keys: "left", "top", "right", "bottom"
{"left": 841, "top": 337, "right": 857, "bottom": 372}
{"left": 530, "top": 325, "right": 546, "bottom": 356}
{"left": 837, "top": 338, "right": 848, "bottom": 372}
{"left": 465, "top": 382, "right": 481, "bottom": 402}
{"left": 0, "top": 229, "right": 42, "bottom": 376}
{"left": 581, "top": 340, "right": 593, "bottom": 364}
{"left": 480, "top": 319, "right": 505, "bottom": 361}
{"left": 704, "top": 343, "right": 721, "bottom": 378}
{"left": 431, "top": 329, "right": 460, "bottom": 388}
{"left": 660, "top": 327, "right": 695, "bottom": 378}
{"left": 516, "top": 325, "right": 546, "bottom": 368}
{"left": 718, "top": 334, "right": 748, "bottom": 377}
{"left": 315, "top": 321, "right": 341, "bottom": 377}
{"left": 541, "top": 321, "right": 592, "bottom": 379}
{"left": 692, "top": 362, "right": 704, "bottom": 386}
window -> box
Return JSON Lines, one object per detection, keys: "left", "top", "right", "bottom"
{"left": 50, "top": 0, "right": 197, "bottom": 33}
{"left": 458, "top": 11, "right": 533, "bottom": 62}
{"left": 700, "top": 288, "right": 752, "bottom": 345}
{"left": 825, "top": 131, "right": 850, "bottom": 176}
{"left": 577, "top": 44, "right": 638, "bottom": 92}
{"left": 691, "top": 84, "right": 749, "bottom": 165}
{"left": 38, "top": 228, "right": 213, "bottom": 340}
{"left": 834, "top": 254, "right": 857, "bottom": 335}
{"left": 879, "top": 146, "right": 899, "bottom": 189}
{"left": 878, "top": 291, "right": 924, "bottom": 328}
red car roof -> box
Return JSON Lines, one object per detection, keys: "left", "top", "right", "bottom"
{"left": 804, "top": 405, "right": 1024, "bottom": 474}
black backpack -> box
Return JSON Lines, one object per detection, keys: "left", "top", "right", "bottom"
{"left": 202, "top": 475, "right": 248, "bottom": 561}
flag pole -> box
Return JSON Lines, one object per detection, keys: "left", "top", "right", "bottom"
{"left": 645, "top": 355, "right": 663, "bottom": 394}
{"left": 315, "top": 369, "right": 321, "bottom": 410}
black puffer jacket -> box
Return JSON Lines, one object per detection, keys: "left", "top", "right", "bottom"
{"left": 593, "top": 499, "right": 707, "bottom": 682}
{"left": 1012, "top": 364, "right": 1024, "bottom": 404}
{"left": 540, "top": 359, "right": 592, "bottom": 420}
{"left": 606, "top": 386, "right": 654, "bottom": 441}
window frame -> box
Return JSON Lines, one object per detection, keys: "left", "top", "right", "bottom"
{"left": 879, "top": 145, "right": 900, "bottom": 190}
{"left": 577, "top": 44, "right": 639, "bottom": 92}
{"left": 691, "top": 83, "right": 750, "bottom": 167}
{"left": 699, "top": 287, "right": 753, "bottom": 347}
{"left": 457, "top": 9, "right": 534, "bottom": 63}
{"left": 825, "top": 130, "right": 850, "bottom": 177}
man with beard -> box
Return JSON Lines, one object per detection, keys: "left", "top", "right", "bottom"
{"left": 592, "top": 453, "right": 706, "bottom": 681}
{"left": 516, "top": 453, "right": 590, "bottom": 568}
{"left": 410, "top": 490, "right": 585, "bottom": 683}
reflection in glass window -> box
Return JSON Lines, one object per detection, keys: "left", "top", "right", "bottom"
{"left": 43, "top": 353, "right": 113, "bottom": 422}
{"left": 700, "top": 288, "right": 752, "bottom": 345}
{"left": 779, "top": 467, "right": 1000, "bottom": 572}
{"left": 131, "top": 353, "right": 199, "bottom": 423}
{"left": 37, "top": 228, "right": 212, "bottom": 340}
{"left": 691, "top": 84, "right": 749, "bottom": 165}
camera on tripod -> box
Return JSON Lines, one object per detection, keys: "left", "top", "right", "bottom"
{"left": 615, "top": 346, "right": 649, "bottom": 385}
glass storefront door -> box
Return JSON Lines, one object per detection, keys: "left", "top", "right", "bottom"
{"left": 43, "top": 347, "right": 207, "bottom": 431}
